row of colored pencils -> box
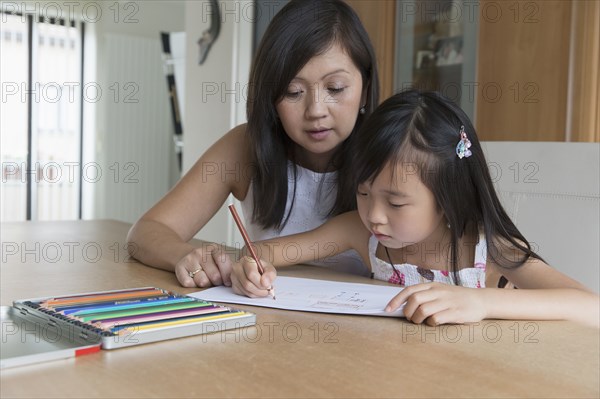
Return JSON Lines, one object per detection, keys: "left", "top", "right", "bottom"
{"left": 39, "top": 287, "right": 246, "bottom": 335}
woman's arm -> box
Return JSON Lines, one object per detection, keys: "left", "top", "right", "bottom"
{"left": 231, "top": 211, "right": 371, "bottom": 297}
{"left": 127, "top": 124, "right": 252, "bottom": 287}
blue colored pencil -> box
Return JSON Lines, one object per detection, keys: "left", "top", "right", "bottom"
{"left": 66, "top": 297, "right": 194, "bottom": 316}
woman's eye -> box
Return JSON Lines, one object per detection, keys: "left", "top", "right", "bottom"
{"left": 327, "top": 87, "right": 345, "bottom": 95}
{"left": 390, "top": 203, "right": 405, "bottom": 208}
{"left": 284, "top": 84, "right": 304, "bottom": 99}
{"left": 284, "top": 91, "right": 302, "bottom": 99}
{"left": 357, "top": 191, "right": 368, "bottom": 197}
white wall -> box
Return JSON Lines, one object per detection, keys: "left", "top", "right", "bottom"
{"left": 183, "top": 1, "right": 253, "bottom": 244}
{"left": 0, "top": 1, "right": 186, "bottom": 222}
{"left": 85, "top": 1, "right": 185, "bottom": 221}
{"left": 3, "top": 1, "right": 252, "bottom": 237}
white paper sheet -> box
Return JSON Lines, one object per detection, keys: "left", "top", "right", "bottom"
{"left": 189, "top": 277, "right": 405, "bottom": 317}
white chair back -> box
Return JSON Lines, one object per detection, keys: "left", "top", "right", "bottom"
{"left": 482, "top": 142, "right": 600, "bottom": 293}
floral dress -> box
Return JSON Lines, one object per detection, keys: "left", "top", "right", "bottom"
{"left": 368, "top": 233, "right": 487, "bottom": 288}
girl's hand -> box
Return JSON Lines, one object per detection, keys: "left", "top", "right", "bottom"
{"left": 231, "top": 256, "right": 277, "bottom": 298}
{"left": 386, "top": 282, "right": 488, "bottom": 326}
{"left": 174, "top": 246, "right": 233, "bottom": 288}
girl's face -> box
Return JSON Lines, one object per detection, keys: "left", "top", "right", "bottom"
{"left": 356, "top": 162, "right": 446, "bottom": 249}
{"left": 275, "top": 43, "right": 364, "bottom": 171}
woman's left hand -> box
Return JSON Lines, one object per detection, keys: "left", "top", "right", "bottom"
{"left": 386, "top": 282, "right": 488, "bottom": 326}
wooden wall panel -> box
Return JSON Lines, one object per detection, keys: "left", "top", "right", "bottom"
{"left": 476, "top": 0, "right": 571, "bottom": 141}
{"left": 568, "top": 0, "right": 600, "bottom": 142}
{"left": 346, "top": 0, "right": 396, "bottom": 102}
{"left": 348, "top": 0, "right": 597, "bottom": 142}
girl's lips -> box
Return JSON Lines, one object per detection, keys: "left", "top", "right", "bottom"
{"left": 374, "top": 233, "right": 391, "bottom": 241}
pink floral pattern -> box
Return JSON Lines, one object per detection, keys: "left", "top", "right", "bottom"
{"left": 388, "top": 271, "right": 405, "bottom": 286}
{"left": 369, "top": 233, "right": 488, "bottom": 289}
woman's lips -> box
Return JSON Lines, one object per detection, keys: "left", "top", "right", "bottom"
{"left": 306, "top": 128, "right": 331, "bottom": 140}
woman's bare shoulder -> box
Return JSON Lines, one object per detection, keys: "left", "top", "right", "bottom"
{"left": 205, "top": 124, "right": 251, "bottom": 161}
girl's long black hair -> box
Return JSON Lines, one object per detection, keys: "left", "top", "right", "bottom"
{"left": 246, "top": 0, "right": 379, "bottom": 230}
{"left": 349, "top": 89, "right": 543, "bottom": 278}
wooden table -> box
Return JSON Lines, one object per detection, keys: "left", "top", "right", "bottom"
{"left": 1, "top": 220, "right": 598, "bottom": 398}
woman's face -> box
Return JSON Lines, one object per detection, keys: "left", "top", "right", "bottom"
{"left": 275, "top": 43, "right": 364, "bottom": 171}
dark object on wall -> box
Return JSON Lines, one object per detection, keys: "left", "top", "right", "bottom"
{"left": 197, "top": 0, "right": 221, "bottom": 64}
{"left": 253, "top": 0, "right": 289, "bottom": 53}
{"left": 160, "top": 32, "right": 183, "bottom": 171}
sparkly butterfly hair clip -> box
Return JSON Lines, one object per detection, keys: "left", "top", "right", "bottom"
{"left": 455, "top": 125, "right": 472, "bottom": 159}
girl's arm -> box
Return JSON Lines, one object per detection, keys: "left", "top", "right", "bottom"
{"left": 127, "top": 124, "right": 252, "bottom": 288}
{"left": 387, "top": 257, "right": 599, "bottom": 328}
{"left": 482, "top": 258, "right": 600, "bottom": 327}
{"left": 231, "top": 211, "right": 371, "bottom": 297}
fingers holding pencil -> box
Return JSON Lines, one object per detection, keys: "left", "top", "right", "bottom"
{"left": 231, "top": 256, "right": 277, "bottom": 298}
{"left": 228, "top": 204, "right": 276, "bottom": 300}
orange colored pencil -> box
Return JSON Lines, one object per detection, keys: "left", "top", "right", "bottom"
{"left": 42, "top": 289, "right": 163, "bottom": 307}
{"left": 228, "top": 204, "right": 276, "bottom": 300}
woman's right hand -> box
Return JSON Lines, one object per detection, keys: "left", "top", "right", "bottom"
{"left": 175, "top": 245, "right": 234, "bottom": 288}
{"left": 126, "top": 125, "right": 253, "bottom": 281}
{"left": 231, "top": 256, "right": 277, "bottom": 298}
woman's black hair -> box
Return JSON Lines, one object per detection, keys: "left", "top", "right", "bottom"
{"left": 350, "top": 89, "right": 543, "bottom": 280}
{"left": 246, "top": 0, "right": 380, "bottom": 230}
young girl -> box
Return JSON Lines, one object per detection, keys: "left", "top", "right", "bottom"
{"left": 127, "top": 0, "right": 379, "bottom": 287}
{"left": 232, "top": 89, "right": 599, "bottom": 327}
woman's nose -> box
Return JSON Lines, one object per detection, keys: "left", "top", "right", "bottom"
{"left": 305, "top": 86, "right": 327, "bottom": 119}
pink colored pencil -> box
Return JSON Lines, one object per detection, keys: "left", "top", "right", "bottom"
{"left": 96, "top": 306, "right": 224, "bottom": 330}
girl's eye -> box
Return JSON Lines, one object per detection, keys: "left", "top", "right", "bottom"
{"left": 357, "top": 191, "right": 368, "bottom": 197}
{"left": 390, "top": 203, "right": 406, "bottom": 208}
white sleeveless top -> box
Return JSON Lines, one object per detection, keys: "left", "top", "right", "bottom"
{"left": 240, "top": 162, "right": 368, "bottom": 276}
{"left": 368, "top": 233, "right": 488, "bottom": 288}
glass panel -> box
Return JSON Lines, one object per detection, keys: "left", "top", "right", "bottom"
{"left": 0, "top": 14, "right": 28, "bottom": 221}
{"left": 35, "top": 20, "right": 81, "bottom": 220}
{"left": 395, "top": 0, "right": 478, "bottom": 120}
